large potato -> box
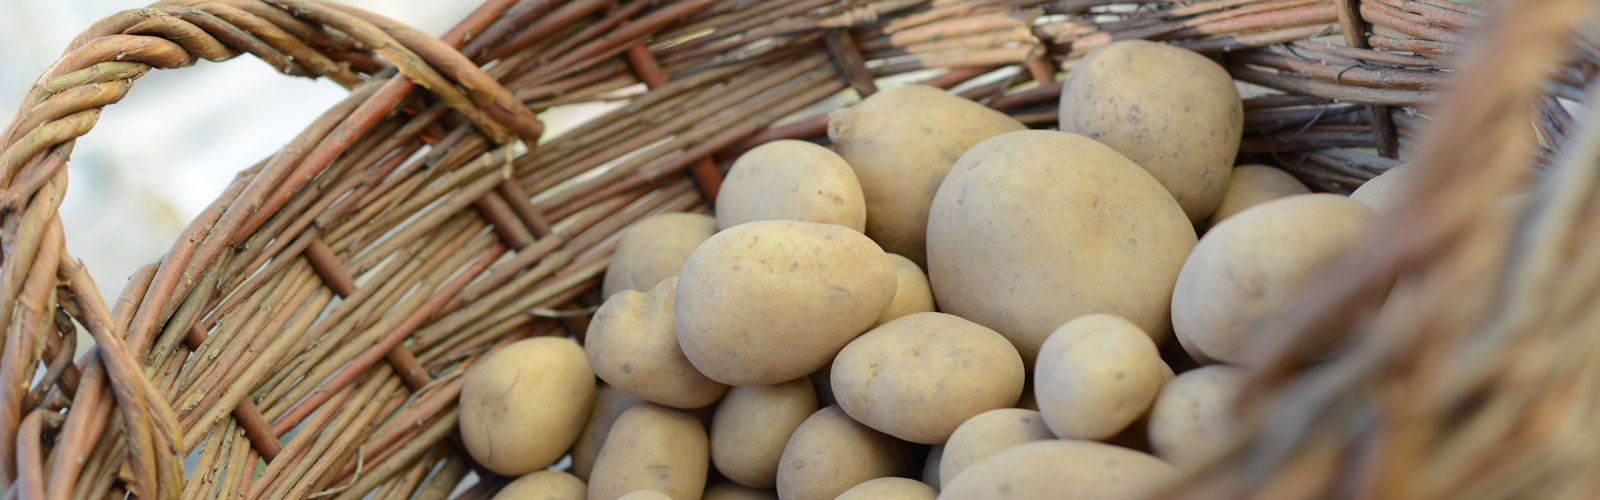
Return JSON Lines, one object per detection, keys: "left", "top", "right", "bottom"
{"left": 493, "top": 470, "right": 586, "bottom": 500}
{"left": 1059, "top": 40, "right": 1243, "bottom": 223}
{"left": 1349, "top": 164, "right": 1414, "bottom": 213}
{"left": 716, "top": 140, "right": 867, "bottom": 232}
{"left": 603, "top": 213, "right": 716, "bottom": 298}
{"left": 873, "top": 254, "right": 936, "bottom": 327}
{"left": 572, "top": 384, "right": 644, "bottom": 480}
{"left": 1207, "top": 164, "right": 1310, "bottom": 226}
{"left": 703, "top": 482, "right": 778, "bottom": 500}
{"left": 1148, "top": 365, "right": 1249, "bottom": 466}
{"left": 460, "top": 337, "right": 594, "bottom": 476}
{"left": 927, "top": 130, "right": 1197, "bottom": 364}
{"left": 939, "top": 409, "right": 1055, "bottom": 488}
{"left": 776, "top": 406, "right": 909, "bottom": 500}
{"left": 1172, "top": 194, "right": 1375, "bottom": 364}
{"left": 940, "top": 440, "right": 1178, "bottom": 500}
{"left": 710, "top": 378, "right": 819, "bottom": 488}
{"left": 589, "top": 404, "right": 710, "bottom": 500}
{"left": 587, "top": 278, "right": 727, "bottom": 408}
{"left": 828, "top": 84, "right": 1026, "bottom": 265}
{"left": 835, "top": 477, "right": 936, "bottom": 500}
{"left": 832, "top": 312, "right": 1024, "bottom": 443}
{"left": 1034, "top": 314, "right": 1168, "bottom": 440}
{"left": 676, "top": 220, "right": 896, "bottom": 386}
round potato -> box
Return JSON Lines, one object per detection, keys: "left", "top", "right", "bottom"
{"left": 676, "top": 220, "right": 897, "bottom": 386}
{"left": 1172, "top": 194, "right": 1375, "bottom": 364}
{"left": 603, "top": 212, "right": 717, "bottom": 299}
{"left": 828, "top": 84, "right": 1027, "bottom": 265}
{"left": 460, "top": 337, "right": 594, "bottom": 476}
{"left": 939, "top": 409, "right": 1055, "bottom": 488}
{"left": 940, "top": 440, "right": 1178, "bottom": 500}
{"left": 776, "top": 406, "right": 910, "bottom": 500}
{"left": 873, "top": 254, "right": 936, "bottom": 327}
{"left": 1059, "top": 40, "right": 1243, "bottom": 223}
{"left": 493, "top": 470, "right": 586, "bottom": 500}
{"left": 703, "top": 482, "right": 778, "bottom": 500}
{"left": 921, "top": 445, "right": 943, "bottom": 487}
{"left": 587, "top": 278, "right": 728, "bottom": 408}
{"left": 589, "top": 404, "right": 710, "bottom": 500}
{"left": 1207, "top": 165, "right": 1310, "bottom": 226}
{"left": 927, "top": 130, "right": 1197, "bottom": 364}
{"left": 1034, "top": 314, "right": 1168, "bottom": 440}
{"left": 716, "top": 140, "right": 867, "bottom": 232}
{"left": 1349, "top": 164, "right": 1414, "bottom": 213}
{"left": 835, "top": 477, "right": 936, "bottom": 500}
{"left": 710, "top": 378, "right": 819, "bottom": 488}
{"left": 618, "top": 490, "right": 674, "bottom": 500}
{"left": 1149, "top": 365, "right": 1249, "bottom": 466}
{"left": 832, "top": 312, "right": 1025, "bottom": 443}
{"left": 572, "top": 384, "right": 644, "bottom": 480}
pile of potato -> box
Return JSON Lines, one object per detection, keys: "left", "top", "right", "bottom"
{"left": 460, "top": 40, "right": 1390, "bottom": 500}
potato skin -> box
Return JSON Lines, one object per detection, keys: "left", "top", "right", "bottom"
{"left": 460, "top": 337, "right": 595, "bottom": 476}
{"left": 832, "top": 312, "right": 1025, "bottom": 444}
{"left": 1034, "top": 314, "right": 1168, "bottom": 440}
{"left": 939, "top": 440, "right": 1178, "bottom": 500}
{"left": 716, "top": 140, "right": 867, "bottom": 232}
{"left": 493, "top": 470, "right": 587, "bottom": 500}
{"left": 617, "top": 491, "right": 674, "bottom": 500}
{"left": 828, "top": 84, "right": 1026, "bottom": 265}
{"left": 1349, "top": 164, "right": 1414, "bottom": 213}
{"left": 1059, "top": 40, "right": 1243, "bottom": 223}
{"left": 702, "top": 482, "right": 778, "bottom": 500}
{"left": 676, "top": 220, "right": 897, "bottom": 386}
{"left": 927, "top": 130, "right": 1197, "bottom": 364}
{"left": 587, "top": 278, "right": 728, "bottom": 408}
{"left": 572, "top": 384, "right": 644, "bottom": 480}
{"left": 1148, "top": 365, "right": 1249, "bottom": 466}
{"left": 873, "top": 254, "right": 936, "bottom": 327}
{"left": 1172, "top": 194, "right": 1375, "bottom": 364}
{"left": 709, "top": 378, "right": 819, "bottom": 488}
{"left": 603, "top": 213, "right": 717, "bottom": 298}
{"left": 776, "top": 406, "right": 910, "bottom": 500}
{"left": 589, "top": 404, "right": 710, "bottom": 500}
{"left": 1207, "top": 165, "right": 1310, "bottom": 226}
{"left": 834, "top": 477, "right": 936, "bottom": 500}
{"left": 939, "top": 409, "right": 1055, "bottom": 488}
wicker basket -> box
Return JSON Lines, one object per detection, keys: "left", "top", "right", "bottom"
{"left": 1, "top": 0, "right": 1594, "bottom": 498}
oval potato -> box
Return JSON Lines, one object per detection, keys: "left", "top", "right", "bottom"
{"left": 493, "top": 470, "right": 586, "bottom": 500}
{"left": 587, "top": 278, "right": 727, "bottom": 408}
{"left": 460, "top": 337, "right": 594, "bottom": 476}
{"left": 835, "top": 477, "right": 936, "bottom": 500}
{"left": 603, "top": 213, "right": 717, "bottom": 299}
{"left": 940, "top": 440, "right": 1178, "bottom": 500}
{"left": 1148, "top": 365, "right": 1249, "bottom": 466}
{"left": 589, "top": 404, "right": 710, "bottom": 500}
{"left": 710, "top": 378, "right": 819, "bottom": 488}
{"left": 572, "top": 384, "right": 644, "bottom": 480}
{"left": 1207, "top": 165, "right": 1310, "bottom": 226}
{"left": 716, "top": 139, "right": 867, "bottom": 232}
{"left": 1034, "top": 314, "right": 1168, "bottom": 440}
{"left": 939, "top": 409, "right": 1055, "bottom": 488}
{"left": 873, "top": 254, "right": 936, "bottom": 327}
{"left": 776, "top": 406, "right": 909, "bottom": 500}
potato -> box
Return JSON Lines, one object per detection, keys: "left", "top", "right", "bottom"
{"left": 1148, "top": 365, "right": 1248, "bottom": 466}
{"left": 604, "top": 213, "right": 717, "bottom": 298}
{"left": 460, "top": 337, "right": 594, "bottom": 476}
{"left": 589, "top": 404, "right": 710, "bottom": 500}
{"left": 921, "top": 445, "right": 943, "bottom": 487}
{"left": 1033, "top": 314, "right": 1168, "bottom": 440}
{"left": 873, "top": 254, "right": 936, "bottom": 327}
{"left": 1058, "top": 40, "right": 1243, "bottom": 223}
{"left": 835, "top": 477, "right": 936, "bottom": 500}
{"left": 939, "top": 440, "right": 1178, "bottom": 500}
{"left": 676, "top": 220, "right": 897, "bottom": 386}
{"left": 572, "top": 384, "right": 644, "bottom": 480}
{"left": 939, "top": 409, "right": 1055, "bottom": 488}
{"left": 832, "top": 312, "right": 1024, "bottom": 443}
{"left": 587, "top": 278, "right": 728, "bottom": 408}
{"left": 927, "top": 130, "right": 1197, "bottom": 364}
{"left": 493, "top": 470, "right": 586, "bottom": 500}
{"left": 1207, "top": 165, "right": 1310, "bottom": 226}
{"left": 703, "top": 482, "right": 778, "bottom": 500}
{"left": 776, "top": 406, "right": 909, "bottom": 500}
{"left": 716, "top": 140, "right": 867, "bottom": 232}
{"left": 1349, "top": 165, "right": 1414, "bottom": 213}
{"left": 710, "top": 378, "right": 819, "bottom": 488}
{"left": 618, "top": 491, "right": 674, "bottom": 500}
{"left": 1172, "top": 194, "right": 1375, "bottom": 364}
{"left": 828, "top": 84, "right": 1027, "bottom": 265}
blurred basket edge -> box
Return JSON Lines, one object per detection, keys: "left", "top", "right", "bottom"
{"left": 0, "top": 0, "right": 1595, "bottom": 498}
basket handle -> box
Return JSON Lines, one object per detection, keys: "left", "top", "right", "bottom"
{"left": 0, "top": 1, "right": 541, "bottom": 498}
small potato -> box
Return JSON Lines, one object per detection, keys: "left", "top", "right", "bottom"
{"left": 716, "top": 140, "right": 867, "bottom": 232}
{"left": 940, "top": 440, "right": 1178, "bottom": 500}
{"left": 1059, "top": 40, "right": 1243, "bottom": 223}
{"left": 460, "top": 337, "right": 594, "bottom": 476}
{"left": 939, "top": 409, "right": 1055, "bottom": 488}
{"left": 873, "top": 254, "right": 936, "bottom": 327}
{"left": 703, "top": 482, "right": 778, "bottom": 500}
{"left": 833, "top": 312, "right": 1025, "bottom": 444}
{"left": 710, "top": 378, "right": 819, "bottom": 488}
{"left": 493, "top": 470, "right": 586, "bottom": 500}
{"left": 587, "top": 278, "right": 728, "bottom": 408}
{"left": 1172, "top": 194, "right": 1375, "bottom": 364}
{"left": 589, "top": 404, "right": 710, "bottom": 500}
{"left": 1349, "top": 165, "right": 1415, "bottom": 213}
{"left": 1035, "top": 314, "right": 1168, "bottom": 440}
{"left": 1207, "top": 165, "right": 1310, "bottom": 226}
{"left": 603, "top": 213, "right": 717, "bottom": 298}
{"left": 677, "top": 220, "right": 897, "bottom": 386}
{"left": 835, "top": 477, "right": 936, "bottom": 500}
{"left": 1148, "top": 365, "right": 1249, "bottom": 466}
{"left": 618, "top": 490, "right": 674, "bottom": 500}
{"left": 777, "top": 406, "right": 910, "bottom": 500}
{"left": 828, "top": 84, "right": 1027, "bottom": 265}
{"left": 572, "top": 384, "right": 644, "bottom": 480}
{"left": 921, "top": 445, "right": 943, "bottom": 487}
